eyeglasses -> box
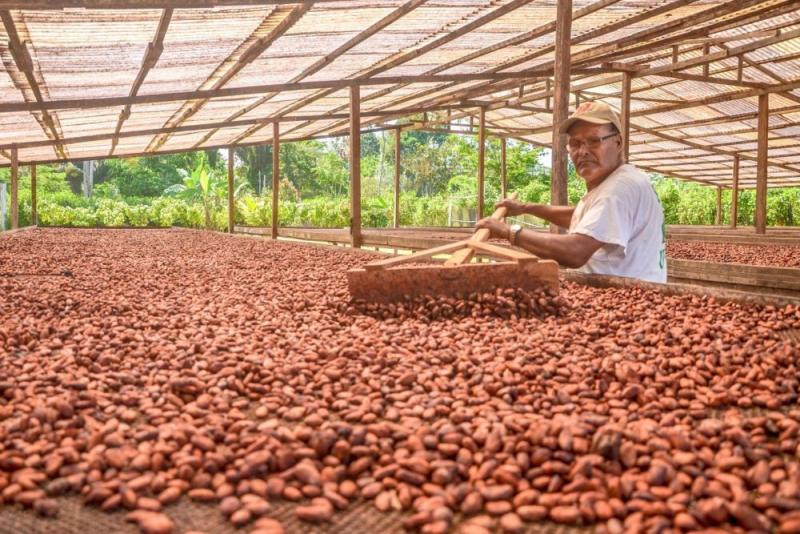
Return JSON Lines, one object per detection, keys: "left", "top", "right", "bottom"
{"left": 567, "top": 132, "right": 618, "bottom": 152}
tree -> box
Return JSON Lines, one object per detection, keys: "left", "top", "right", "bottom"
{"left": 237, "top": 145, "right": 272, "bottom": 195}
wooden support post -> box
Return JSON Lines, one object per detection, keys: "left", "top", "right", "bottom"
{"left": 350, "top": 84, "right": 362, "bottom": 248}
{"left": 621, "top": 72, "right": 632, "bottom": 162}
{"left": 477, "top": 107, "right": 486, "bottom": 220}
{"left": 227, "top": 146, "right": 235, "bottom": 233}
{"left": 715, "top": 186, "right": 722, "bottom": 225}
{"left": 702, "top": 43, "right": 710, "bottom": 77}
{"left": 272, "top": 122, "right": 280, "bottom": 240}
{"left": 393, "top": 127, "right": 400, "bottom": 229}
{"left": 550, "top": 0, "right": 572, "bottom": 233}
{"left": 672, "top": 45, "right": 679, "bottom": 63}
{"left": 30, "top": 164, "right": 36, "bottom": 226}
{"left": 730, "top": 155, "right": 739, "bottom": 229}
{"left": 736, "top": 55, "right": 743, "bottom": 83}
{"left": 545, "top": 78, "right": 551, "bottom": 111}
{"left": 500, "top": 137, "right": 507, "bottom": 200}
{"left": 755, "top": 93, "right": 768, "bottom": 234}
{"left": 10, "top": 146, "right": 17, "bottom": 229}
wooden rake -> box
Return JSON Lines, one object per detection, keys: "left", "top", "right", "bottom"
{"left": 346, "top": 193, "right": 559, "bottom": 303}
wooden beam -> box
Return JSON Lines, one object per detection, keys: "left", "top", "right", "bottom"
{"left": 110, "top": 7, "right": 172, "bottom": 156}
{"left": 30, "top": 164, "right": 36, "bottom": 226}
{"left": 478, "top": 107, "right": 486, "bottom": 220}
{"left": 550, "top": 0, "right": 571, "bottom": 233}
{"left": 730, "top": 154, "right": 739, "bottom": 229}
{"left": 10, "top": 146, "right": 17, "bottom": 229}
{"left": 0, "top": 70, "right": 553, "bottom": 115}
{"left": 500, "top": 137, "right": 507, "bottom": 199}
{"left": 715, "top": 186, "right": 722, "bottom": 225}
{"left": 227, "top": 147, "right": 235, "bottom": 234}
{"left": 737, "top": 54, "right": 743, "bottom": 82}
{"left": 0, "top": 105, "right": 478, "bottom": 153}
{"left": 0, "top": 10, "right": 67, "bottom": 160}
{"left": 350, "top": 84, "right": 362, "bottom": 248}
{"left": 755, "top": 94, "right": 768, "bottom": 234}
{"left": 394, "top": 128, "right": 401, "bottom": 229}
{"left": 621, "top": 72, "right": 631, "bottom": 162}
{"left": 272, "top": 122, "right": 279, "bottom": 240}
{"left": 652, "top": 70, "right": 765, "bottom": 89}
{"left": 702, "top": 43, "right": 711, "bottom": 77}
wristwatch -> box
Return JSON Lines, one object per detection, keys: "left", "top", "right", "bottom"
{"left": 508, "top": 224, "right": 523, "bottom": 246}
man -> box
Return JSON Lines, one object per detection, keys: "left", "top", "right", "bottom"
{"left": 475, "top": 101, "right": 666, "bottom": 283}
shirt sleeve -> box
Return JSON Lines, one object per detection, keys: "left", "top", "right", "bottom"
{"left": 570, "top": 193, "right": 632, "bottom": 254}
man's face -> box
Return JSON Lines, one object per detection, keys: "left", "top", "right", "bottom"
{"left": 566, "top": 121, "right": 622, "bottom": 189}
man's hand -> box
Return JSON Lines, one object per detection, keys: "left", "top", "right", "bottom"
{"left": 494, "top": 198, "right": 530, "bottom": 217}
{"left": 475, "top": 217, "right": 509, "bottom": 240}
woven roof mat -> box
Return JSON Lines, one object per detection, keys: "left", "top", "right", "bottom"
{"left": 0, "top": 496, "right": 592, "bottom": 534}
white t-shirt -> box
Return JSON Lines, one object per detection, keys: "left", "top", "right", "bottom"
{"left": 568, "top": 164, "right": 667, "bottom": 283}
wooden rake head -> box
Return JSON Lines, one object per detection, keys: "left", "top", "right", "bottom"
{"left": 346, "top": 192, "right": 559, "bottom": 303}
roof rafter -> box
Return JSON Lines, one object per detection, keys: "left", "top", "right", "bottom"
{"left": 0, "top": 104, "right": 477, "bottom": 152}
{"left": 110, "top": 7, "right": 172, "bottom": 156}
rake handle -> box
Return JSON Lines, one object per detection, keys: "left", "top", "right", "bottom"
{"left": 470, "top": 191, "right": 519, "bottom": 243}
{"left": 445, "top": 192, "right": 519, "bottom": 266}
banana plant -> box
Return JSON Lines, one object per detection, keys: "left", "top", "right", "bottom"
{"left": 164, "top": 154, "right": 249, "bottom": 230}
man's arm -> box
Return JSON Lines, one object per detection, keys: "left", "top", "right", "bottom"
{"left": 495, "top": 199, "right": 574, "bottom": 229}
{"left": 514, "top": 229, "right": 602, "bottom": 268}
{"left": 474, "top": 218, "right": 603, "bottom": 268}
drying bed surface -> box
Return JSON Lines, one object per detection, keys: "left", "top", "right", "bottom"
{"left": 1, "top": 229, "right": 799, "bottom": 534}
{"left": 667, "top": 241, "right": 800, "bottom": 269}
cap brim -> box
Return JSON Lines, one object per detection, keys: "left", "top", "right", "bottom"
{"left": 559, "top": 116, "right": 613, "bottom": 135}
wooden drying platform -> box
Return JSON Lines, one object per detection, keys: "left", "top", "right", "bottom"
{"left": 235, "top": 225, "right": 800, "bottom": 300}
{"left": 667, "top": 225, "right": 800, "bottom": 246}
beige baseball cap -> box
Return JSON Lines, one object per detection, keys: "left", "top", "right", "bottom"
{"left": 559, "top": 101, "right": 622, "bottom": 134}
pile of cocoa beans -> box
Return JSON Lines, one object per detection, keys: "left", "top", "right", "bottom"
{"left": 0, "top": 228, "right": 799, "bottom": 534}
{"left": 347, "top": 286, "right": 566, "bottom": 321}
{"left": 667, "top": 240, "right": 800, "bottom": 268}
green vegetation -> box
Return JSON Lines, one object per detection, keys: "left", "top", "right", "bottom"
{"left": 0, "top": 131, "right": 797, "bottom": 230}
